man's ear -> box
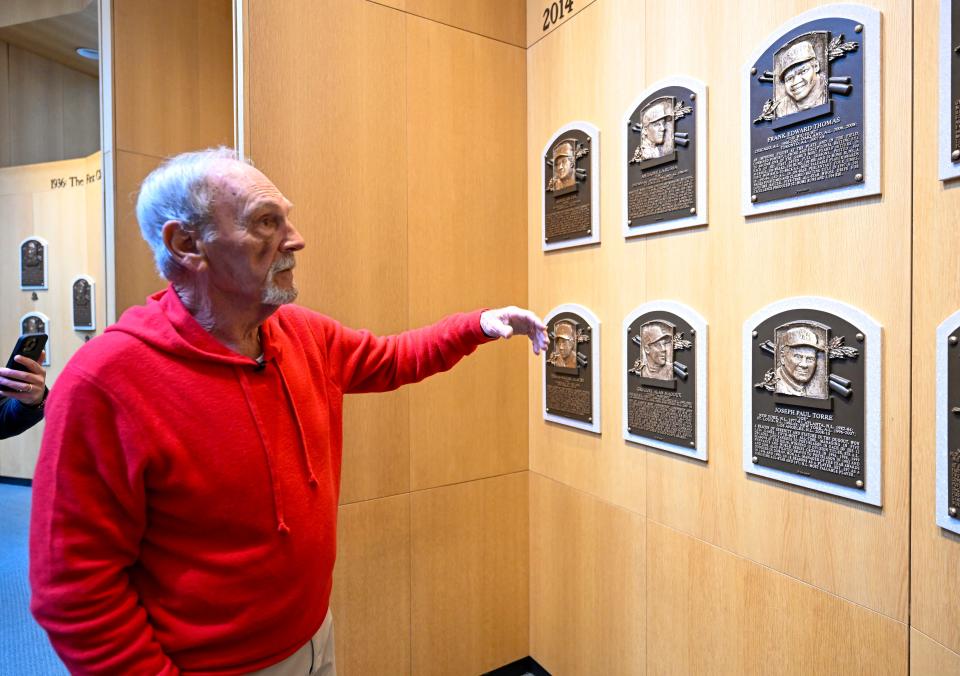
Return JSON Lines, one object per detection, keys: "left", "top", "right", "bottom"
{"left": 162, "top": 220, "right": 206, "bottom": 273}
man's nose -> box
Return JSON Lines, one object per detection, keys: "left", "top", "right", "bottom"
{"left": 282, "top": 219, "right": 306, "bottom": 252}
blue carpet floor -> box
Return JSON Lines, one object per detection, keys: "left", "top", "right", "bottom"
{"left": 0, "top": 483, "right": 67, "bottom": 675}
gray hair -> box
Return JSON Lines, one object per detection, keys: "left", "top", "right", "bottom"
{"left": 135, "top": 146, "right": 248, "bottom": 281}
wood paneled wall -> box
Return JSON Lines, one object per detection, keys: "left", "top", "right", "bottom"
{"left": 912, "top": 0, "right": 960, "bottom": 669}
{"left": 108, "top": 0, "right": 233, "bottom": 315}
{"left": 527, "top": 0, "right": 914, "bottom": 673}
{"left": 0, "top": 153, "right": 105, "bottom": 478}
{"left": 245, "top": 1, "right": 529, "bottom": 674}
{"left": 0, "top": 39, "right": 99, "bottom": 168}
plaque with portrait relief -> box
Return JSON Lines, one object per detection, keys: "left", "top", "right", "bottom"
{"left": 20, "top": 312, "right": 50, "bottom": 367}
{"left": 939, "top": 0, "right": 960, "bottom": 180}
{"left": 623, "top": 77, "right": 708, "bottom": 237}
{"left": 542, "top": 123, "right": 600, "bottom": 251}
{"left": 744, "top": 297, "right": 881, "bottom": 506}
{"left": 71, "top": 275, "right": 96, "bottom": 331}
{"left": 742, "top": 5, "right": 881, "bottom": 215}
{"left": 936, "top": 310, "right": 960, "bottom": 535}
{"left": 623, "top": 301, "right": 707, "bottom": 461}
{"left": 19, "top": 236, "right": 49, "bottom": 290}
{"left": 543, "top": 304, "right": 600, "bottom": 433}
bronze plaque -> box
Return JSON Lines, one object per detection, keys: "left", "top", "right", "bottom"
{"left": 545, "top": 312, "right": 594, "bottom": 424}
{"left": 544, "top": 129, "right": 593, "bottom": 245}
{"left": 72, "top": 277, "right": 94, "bottom": 330}
{"left": 749, "top": 18, "right": 865, "bottom": 204}
{"left": 20, "top": 313, "right": 50, "bottom": 366}
{"left": 627, "top": 87, "right": 697, "bottom": 228}
{"left": 948, "top": 326, "right": 960, "bottom": 516}
{"left": 953, "top": 0, "right": 960, "bottom": 162}
{"left": 20, "top": 238, "right": 47, "bottom": 290}
{"left": 626, "top": 311, "right": 697, "bottom": 448}
{"left": 750, "top": 309, "right": 866, "bottom": 489}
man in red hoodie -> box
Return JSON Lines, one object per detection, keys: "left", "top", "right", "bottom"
{"left": 29, "top": 147, "right": 547, "bottom": 675}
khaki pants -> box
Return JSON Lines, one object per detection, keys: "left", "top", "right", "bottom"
{"left": 247, "top": 609, "right": 336, "bottom": 676}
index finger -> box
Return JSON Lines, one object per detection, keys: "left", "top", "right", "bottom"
{"left": 13, "top": 354, "right": 45, "bottom": 374}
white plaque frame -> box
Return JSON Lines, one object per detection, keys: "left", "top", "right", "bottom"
{"left": 71, "top": 274, "right": 96, "bottom": 331}
{"left": 20, "top": 311, "right": 51, "bottom": 367}
{"left": 19, "top": 236, "right": 49, "bottom": 291}
{"left": 936, "top": 309, "right": 960, "bottom": 534}
{"left": 543, "top": 303, "right": 601, "bottom": 434}
{"left": 742, "top": 296, "right": 882, "bottom": 506}
{"left": 622, "top": 76, "right": 708, "bottom": 238}
{"left": 622, "top": 300, "right": 708, "bottom": 461}
{"left": 939, "top": 0, "right": 960, "bottom": 181}
{"left": 740, "top": 4, "right": 882, "bottom": 216}
{"left": 541, "top": 121, "right": 601, "bottom": 252}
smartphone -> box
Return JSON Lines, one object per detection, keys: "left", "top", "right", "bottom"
{"left": 0, "top": 334, "right": 47, "bottom": 393}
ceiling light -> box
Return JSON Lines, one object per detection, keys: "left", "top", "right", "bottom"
{"left": 75, "top": 47, "right": 99, "bottom": 60}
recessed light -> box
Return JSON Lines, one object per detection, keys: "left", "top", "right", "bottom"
{"left": 76, "top": 47, "right": 99, "bottom": 60}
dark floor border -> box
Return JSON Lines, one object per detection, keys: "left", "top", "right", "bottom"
{"left": 483, "top": 656, "right": 551, "bottom": 676}
{"left": 0, "top": 475, "right": 32, "bottom": 487}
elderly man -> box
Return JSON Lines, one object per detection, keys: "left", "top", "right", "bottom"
{"left": 29, "top": 147, "right": 547, "bottom": 675}
{"left": 638, "top": 98, "right": 675, "bottom": 161}
{"left": 639, "top": 321, "right": 674, "bottom": 380}
{"left": 546, "top": 139, "right": 576, "bottom": 192}
{"left": 775, "top": 325, "right": 826, "bottom": 398}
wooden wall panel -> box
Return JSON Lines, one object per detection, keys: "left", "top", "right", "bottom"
{"left": 247, "top": 0, "right": 410, "bottom": 504}
{"left": 407, "top": 14, "right": 528, "bottom": 490}
{"left": 647, "top": 521, "right": 907, "bottom": 675}
{"left": 373, "top": 0, "right": 526, "bottom": 46}
{"left": 411, "top": 472, "right": 529, "bottom": 676}
{"left": 112, "top": 0, "right": 232, "bottom": 157}
{"left": 113, "top": 151, "right": 165, "bottom": 310}
{"left": 911, "top": 629, "right": 960, "bottom": 676}
{"left": 911, "top": 0, "right": 960, "bottom": 656}
{"left": 529, "top": 472, "right": 645, "bottom": 676}
{"left": 4, "top": 43, "right": 99, "bottom": 168}
{"left": 528, "top": 0, "right": 911, "bottom": 622}
{"left": 0, "top": 43, "right": 10, "bottom": 167}
{"left": 331, "top": 494, "right": 411, "bottom": 676}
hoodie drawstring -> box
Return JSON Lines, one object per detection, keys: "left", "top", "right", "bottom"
{"left": 237, "top": 367, "right": 291, "bottom": 535}
{"left": 275, "top": 365, "right": 319, "bottom": 488}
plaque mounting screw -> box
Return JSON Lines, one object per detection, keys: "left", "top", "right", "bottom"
{"left": 951, "top": 336, "right": 959, "bottom": 346}
{"left": 951, "top": 507, "right": 958, "bottom": 517}
{"left": 627, "top": 219, "right": 633, "bottom": 225}
{"left": 751, "top": 194, "right": 758, "bottom": 202}
{"left": 855, "top": 479, "right": 864, "bottom": 488}
{"left": 856, "top": 333, "right": 864, "bottom": 342}
{"left": 854, "top": 173, "right": 864, "bottom": 182}
{"left": 689, "top": 441, "right": 696, "bottom": 447}
{"left": 752, "top": 331, "right": 758, "bottom": 339}
{"left": 750, "top": 67, "right": 757, "bottom": 75}
{"left": 854, "top": 24, "right": 863, "bottom": 33}
{"left": 690, "top": 207, "right": 696, "bottom": 214}
{"left": 588, "top": 417, "right": 593, "bottom": 422}
{"left": 752, "top": 456, "right": 759, "bottom": 463}
{"left": 953, "top": 150, "right": 960, "bottom": 161}
{"left": 690, "top": 93, "right": 696, "bottom": 100}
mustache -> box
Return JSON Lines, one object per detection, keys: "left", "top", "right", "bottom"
{"left": 269, "top": 253, "right": 296, "bottom": 274}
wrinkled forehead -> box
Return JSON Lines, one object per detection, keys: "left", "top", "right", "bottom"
{"left": 209, "top": 161, "right": 290, "bottom": 217}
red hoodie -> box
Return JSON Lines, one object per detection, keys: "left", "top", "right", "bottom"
{"left": 30, "top": 286, "right": 493, "bottom": 675}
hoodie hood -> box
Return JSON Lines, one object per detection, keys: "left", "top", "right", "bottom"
{"left": 106, "top": 285, "right": 285, "bottom": 369}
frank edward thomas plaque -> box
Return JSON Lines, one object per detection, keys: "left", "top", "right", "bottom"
{"left": 542, "top": 123, "right": 600, "bottom": 251}
{"left": 623, "top": 302, "right": 707, "bottom": 460}
{"left": 624, "top": 77, "right": 708, "bottom": 236}
{"left": 543, "top": 304, "right": 600, "bottom": 433}
{"left": 743, "top": 5, "right": 881, "bottom": 215}
{"left": 744, "top": 298, "right": 882, "bottom": 506}
{"left": 938, "top": 0, "right": 960, "bottom": 180}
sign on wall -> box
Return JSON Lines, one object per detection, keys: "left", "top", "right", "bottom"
{"left": 742, "top": 4, "right": 881, "bottom": 215}
{"left": 743, "top": 297, "right": 882, "bottom": 506}
{"left": 623, "top": 77, "right": 708, "bottom": 237}
{"left": 543, "top": 304, "right": 601, "bottom": 433}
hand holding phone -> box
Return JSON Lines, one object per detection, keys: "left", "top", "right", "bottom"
{"left": 0, "top": 334, "right": 48, "bottom": 406}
